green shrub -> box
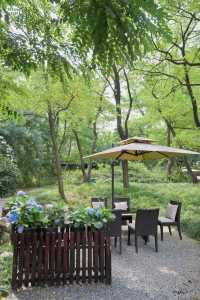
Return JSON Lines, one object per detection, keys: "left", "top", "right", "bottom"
{"left": 0, "top": 155, "right": 19, "bottom": 197}
{"left": 0, "top": 243, "right": 12, "bottom": 298}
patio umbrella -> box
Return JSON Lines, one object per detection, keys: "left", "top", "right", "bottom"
{"left": 85, "top": 137, "right": 200, "bottom": 204}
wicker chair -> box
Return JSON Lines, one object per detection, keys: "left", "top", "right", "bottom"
{"left": 107, "top": 210, "right": 122, "bottom": 254}
{"left": 128, "top": 208, "right": 159, "bottom": 253}
{"left": 158, "top": 201, "right": 182, "bottom": 241}
{"left": 91, "top": 197, "right": 108, "bottom": 209}
{"left": 112, "top": 197, "right": 132, "bottom": 225}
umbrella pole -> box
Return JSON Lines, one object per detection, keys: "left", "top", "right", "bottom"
{"left": 111, "top": 160, "right": 115, "bottom": 207}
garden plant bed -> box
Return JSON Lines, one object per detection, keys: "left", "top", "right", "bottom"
{"left": 11, "top": 227, "right": 111, "bottom": 289}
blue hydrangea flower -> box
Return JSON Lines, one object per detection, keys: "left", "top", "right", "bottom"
{"left": 7, "top": 211, "right": 20, "bottom": 224}
{"left": 17, "top": 191, "right": 27, "bottom": 197}
{"left": 27, "top": 198, "right": 37, "bottom": 207}
{"left": 36, "top": 204, "right": 43, "bottom": 212}
{"left": 96, "top": 209, "right": 101, "bottom": 218}
{"left": 17, "top": 225, "right": 24, "bottom": 234}
{"left": 12, "top": 200, "right": 21, "bottom": 209}
{"left": 87, "top": 207, "right": 94, "bottom": 216}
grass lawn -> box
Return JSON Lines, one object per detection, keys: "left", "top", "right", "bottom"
{"left": 10, "top": 172, "right": 200, "bottom": 240}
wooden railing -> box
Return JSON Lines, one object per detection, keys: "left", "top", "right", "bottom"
{"left": 11, "top": 227, "right": 111, "bottom": 289}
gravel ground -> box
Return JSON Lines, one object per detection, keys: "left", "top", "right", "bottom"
{"left": 8, "top": 228, "right": 200, "bottom": 300}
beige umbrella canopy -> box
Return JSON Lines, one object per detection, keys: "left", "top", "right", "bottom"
{"left": 86, "top": 137, "right": 199, "bottom": 161}
{"left": 85, "top": 137, "right": 199, "bottom": 203}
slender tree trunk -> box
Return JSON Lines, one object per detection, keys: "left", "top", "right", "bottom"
{"left": 48, "top": 103, "right": 66, "bottom": 200}
{"left": 113, "top": 64, "right": 129, "bottom": 188}
{"left": 86, "top": 121, "right": 98, "bottom": 181}
{"left": 184, "top": 64, "right": 200, "bottom": 128}
{"left": 183, "top": 156, "right": 198, "bottom": 184}
{"left": 164, "top": 116, "right": 198, "bottom": 183}
{"left": 122, "top": 160, "right": 129, "bottom": 188}
{"left": 73, "top": 130, "right": 88, "bottom": 182}
{"left": 113, "top": 65, "right": 125, "bottom": 139}
{"left": 165, "top": 120, "right": 175, "bottom": 177}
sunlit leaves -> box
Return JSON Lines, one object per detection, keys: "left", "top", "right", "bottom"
{"left": 60, "top": 0, "right": 169, "bottom": 70}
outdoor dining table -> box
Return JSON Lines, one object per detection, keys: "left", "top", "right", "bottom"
{"left": 121, "top": 212, "right": 132, "bottom": 224}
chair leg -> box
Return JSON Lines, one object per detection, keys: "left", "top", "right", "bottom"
{"left": 128, "top": 227, "right": 131, "bottom": 245}
{"left": 160, "top": 224, "right": 164, "bottom": 241}
{"left": 143, "top": 235, "right": 148, "bottom": 245}
{"left": 168, "top": 225, "right": 172, "bottom": 235}
{"left": 177, "top": 224, "right": 182, "bottom": 240}
{"left": 155, "top": 234, "right": 158, "bottom": 252}
{"left": 114, "top": 236, "right": 117, "bottom": 247}
{"left": 135, "top": 235, "right": 138, "bottom": 253}
{"left": 119, "top": 235, "right": 122, "bottom": 254}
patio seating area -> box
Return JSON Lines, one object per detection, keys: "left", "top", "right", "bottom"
{"left": 8, "top": 228, "right": 200, "bottom": 300}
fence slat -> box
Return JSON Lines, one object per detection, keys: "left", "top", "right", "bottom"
{"left": 11, "top": 227, "right": 111, "bottom": 288}
{"left": 24, "top": 232, "right": 30, "bottom": 287}
{"left": 87, "top": 230, "right": 92, "bottom": 283}
{"left": 31, "top": 231, "right": 37, "bottom": 286}
{"left": 105, "top": 233, "right": 111, "bottom": 284}
{"left": 38, "top": 231, "right": 44, "bottom": 286}
{"left": 11, "top": 232, "right": 18, "bottom": 290}
{"left": 94, "top": 231, "right": 99, "bottom": 283}
{"left": 56, "top": 231, "right": 62, "bottom": 285}
{"left": 76, "top": 231, "right": 80, "bottom": 283}
{"left": 69, "top": 231, "right": 75, "bottom": 284}
{"left": 50, "top": 232, "right": 56, "bottom": 285}
{"left": 99, "top": 230, "right": 104, "bottom": 282}
{"left": 18, "top": 233, "right": 24, "bottom": 288}
{"left": 44, "top": 232, "right": 50, "bottom": 284}
{"left": 82, "top": 230, "right": 86, "bottom": 283}
{"left": 63, "top": 230, "right": 69, "bottom": 284}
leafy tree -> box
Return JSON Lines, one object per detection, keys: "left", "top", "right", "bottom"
{"left": 19, "top": 70, "right": 77, "bottom": 200}
{"left": 0, "top": 116, "right": 53, "bottom": 187}
{"left": 61, "top": 0, "right": 169, "bottom": 69}
{"left": 137, "top": 1, "right": 200, "bottom": 128}
{"left": 0, "top": 135, "right": 19, "bottom": 196}
{"left": 0, "top": 0, "right": 170, "bottom": 198}
{"left": 65, "top": 78, "right": 109, "bottom": 182}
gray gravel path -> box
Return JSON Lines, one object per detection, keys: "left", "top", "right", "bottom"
{"left": 8, "top": 229, "right": 200, "bottom": 300}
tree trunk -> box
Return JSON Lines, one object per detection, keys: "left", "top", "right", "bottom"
{"left": 184, "top": 64, "right": 200, "bottom": 128}
{"left": 86, "top": 121, "right": 98, "bottom": 181}
{"left": 122, "top": 160, "right": 129, "bottom": 188}
{"left": 167, "top": 158, "right": 175, "bottom": 177}
{"left": 165, "top": 120, "right": 175, "bottom": 178}
{"left": 183, "top": 156, "right": 198, "bottom": 184}
{"left": 113, "top": 64, "right": 129, "bottom": 188}
{"left": 48, "top": 103, "right": 66, "bottom": 200}
{"left": 73, "top": 129, "right": 88, "bottom": 182}
{"left": 113, "top": 65, "right": 125, "bottom": 139}
{"left": 164, "top": 117, "right": 198, "bottom": 184}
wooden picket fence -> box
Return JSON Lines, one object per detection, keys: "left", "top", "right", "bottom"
{"left": 11, "top": 227, "right": 111, "bottom": 289}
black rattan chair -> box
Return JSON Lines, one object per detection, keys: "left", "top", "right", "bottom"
{"left": 128, "top": 208, "right": 159, "bottom": 253}
{"left": 158, "top": 201, "right": 182, "bottom": 241}
{"left": 112, "top": 197, "right": 132, "bottom": 225}
{"left": 107, "top": 210, "right": 122, "bottom": 254}
{"left": 91, "top": 197, "right": 108, "bottom": 208}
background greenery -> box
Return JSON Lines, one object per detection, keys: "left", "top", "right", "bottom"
{"left": 5, "top": 166, "right": 200, "bottom": 240}
{"left": 0, "top": 0, "right": 200, "bottom": 296}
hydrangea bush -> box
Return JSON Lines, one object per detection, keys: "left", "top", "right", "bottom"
{"left": 68, "top": 206, "right": 114, "bottom": 229}
{"left": 6, "top": 191, "right": 114, "bottom": 233}
{"left": 7, "top": 191, "right": 47, "bottom": 233}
